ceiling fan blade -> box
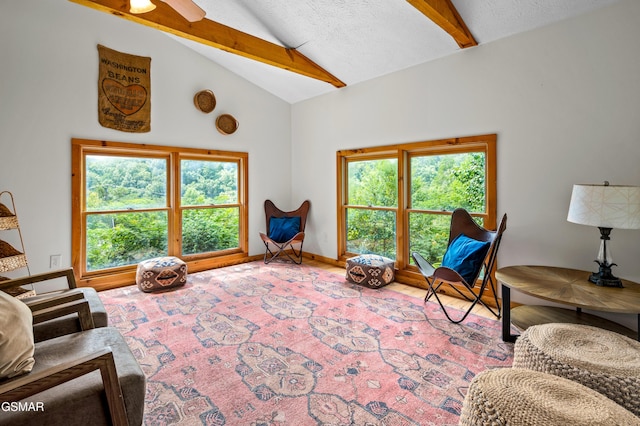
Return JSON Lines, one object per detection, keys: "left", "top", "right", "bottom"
{"left": 161, "top": 0, "right": 206, "bottom": 22}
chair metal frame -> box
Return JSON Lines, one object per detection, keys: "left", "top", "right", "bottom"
{"left": 412, "top": 208, "right": 507, "bottom": 324}
{"left": 259, "top": 199, "right": 310, "bottom": 264}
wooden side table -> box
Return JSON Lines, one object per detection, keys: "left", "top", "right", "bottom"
{"left": 496, "top": 265, "right": 640, "bottom": 342}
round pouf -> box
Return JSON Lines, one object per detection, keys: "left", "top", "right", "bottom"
{"left": 459, "top": 368, "right": 640, "bottom": 426}
{"left": 345, "top": 254, "right": 395, "bottom": 288}
{"left": 513, "top": 323, "right": 640, "bottom": 416}
{"left": 136, "top": 256, "right": 187, "bottom": 293}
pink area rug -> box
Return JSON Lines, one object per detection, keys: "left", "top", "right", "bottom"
{"left": 99, "top": 261, "right": 513, "bottom": 425}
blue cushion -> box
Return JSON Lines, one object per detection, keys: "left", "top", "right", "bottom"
{"left": 441, "top": 233, "right": 490, "bottom": 284}
{"left": 269, "top": 216, "right": 301, "bottom": 243}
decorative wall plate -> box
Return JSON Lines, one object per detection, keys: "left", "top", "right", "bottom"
{"left": 216, "top": 114, "right": 239, "bottom": 135}
{"left": 194, "top": 90, "right": 216, "bottom": 113}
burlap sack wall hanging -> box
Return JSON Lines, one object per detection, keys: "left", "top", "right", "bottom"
{"left": 97, "top": 44, "right": 151, "bottom": 133}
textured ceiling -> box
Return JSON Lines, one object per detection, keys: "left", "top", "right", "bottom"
{"left": 167, "top": 0, "right": 622, "bottom": 104}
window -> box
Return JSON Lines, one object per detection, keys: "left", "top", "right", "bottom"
{"left": 180, "top": 158, "right": 240, "bottom": 256}
{"left": 408, "top": 150, "right": 488, "bottom": 267}
{"left": 345, "top": 158, "right": 398, "bottom": 259}
{"left": 337, "top": 134, "right": 496, "bottom": 279}
{"left": 72, "top": 139, "right": 248, "bottom": 289}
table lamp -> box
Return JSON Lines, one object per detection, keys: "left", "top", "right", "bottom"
{"left": 567, "top": 182, "right": 640, "bottom": 287}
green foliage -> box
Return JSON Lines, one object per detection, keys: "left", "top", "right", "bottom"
{"left": 408, "top": 213, "right": 451, "bottom": 266}
{"left": 181, "top": 160, "right": 238, "bottom": 205}
{"left": 85, "top": 155, "right": 240, "bottom": 271}
{"left": 86, "top": 156, "right": 167, "bottom": 210}
{"left": 348, "top": 159, "right": 397, "bottom": 207}
{"left": 346, "top": 153, "right": 486, "bottom": 264}
{"left": 86, "top": 212, "right": 168, "bottom": 271}
{"left": 411, "top": 153, "right": 485, "bottom": 212}
{"left": 346, "top": 208, "right": 396, "bottom": 259}
{"left": 85, "top": 150, "right": 485, "bottom": 271}
{"left": 182, "top": 207, "right": 239, "bottom": 255}
{"left": 346, "top": 159, "right": 398, "bottom": 258}
{"left": 408, "top": 152, "right": 486, "bottom": 264}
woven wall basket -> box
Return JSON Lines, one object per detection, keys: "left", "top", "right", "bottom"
{"left": 216, "top": 114, "right": 239, "bottom": 135}
{"left": 194, "top": 90, "right": 216, "bottom": 113}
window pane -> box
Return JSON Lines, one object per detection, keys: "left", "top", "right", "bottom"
{"left": 86, "top": 155, "right": 167, "bottom": 211}
{"left": 411, "top": 152, "right": 485, "bottom": 212}
{"left": 86, "top": 212, "right": 168, "bottom": 271}
{"left": 181, "top": 160, "right": 238, "bottom": 206}
{"left": 346, "top": 208, "right": 396, "bottom": 259}
{"left": 182, "top": 207, "right": 239, "bottom": 255}
{"left": 408, "top": 212, "right": 451, "bottom": 266}
{"left": 347, "top": 159, "right": 397, "bottom": 207}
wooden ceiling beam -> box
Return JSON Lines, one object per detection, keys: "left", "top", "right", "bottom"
{"left": 69, "top": 0, "right": 346, "bottom": 88}
{"left": 406, "top": 0, "right": 477, "bottom": 48}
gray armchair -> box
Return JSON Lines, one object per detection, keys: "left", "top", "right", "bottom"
{"left": 0, "top": 268, "right": 108, "bottom": 341}
{"left": 0, "top": 276, "right": 145, "bottom": 425}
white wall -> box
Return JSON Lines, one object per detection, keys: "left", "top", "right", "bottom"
{"left": 0, "top": 0, "right": 292, "bottom": 280}
{"left": 2, "top": 0, "right": 639, "bottom": 330}
{"left": 292, "top": 0, "right": 640, "bottom": 329}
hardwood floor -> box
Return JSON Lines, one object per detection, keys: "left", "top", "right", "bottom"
{"left": 305, "top": 259, "right": 498, "bottom": 320}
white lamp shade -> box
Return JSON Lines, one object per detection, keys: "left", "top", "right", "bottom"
{"left": 567, "top": 184, "right": 640, "bottom": 229}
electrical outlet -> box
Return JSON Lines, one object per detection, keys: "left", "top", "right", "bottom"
{"left": 50, "top": 254, "right": 62, "bottom": 269}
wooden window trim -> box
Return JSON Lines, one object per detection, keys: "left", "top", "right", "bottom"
{"left": 71, "top": 138, "right": 249, "bottom": 290}
{"left": 336, "top": 134, "right": 498, "bottom": 302}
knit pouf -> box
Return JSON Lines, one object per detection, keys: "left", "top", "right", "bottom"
{"left": 459, "top": 368, "right": 640, "bottom": 426}
{"left": 136, "top": 256, "right": 187, "bottom": 293}
{"left": 513, "top": 323, "right": 640, "bottom": 416}
{"left": 345, "top": 254, "right": 395, "bottom": 288}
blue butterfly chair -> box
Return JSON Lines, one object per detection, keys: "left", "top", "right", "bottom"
{"left": 412, "top": 208, "right": 507, "bottom": 324}
{"left": 259, "top": 199, "right": 310, "bottom": 264}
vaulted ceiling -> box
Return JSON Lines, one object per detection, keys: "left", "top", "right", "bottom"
{"left": 71, "top": 0, "right": 621, "bottom": 103}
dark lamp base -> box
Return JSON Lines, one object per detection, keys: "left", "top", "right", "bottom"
{"left": 589, "top": 262, "right": 624, "bottom": 288}
{"left": 589, "top": 273, "right": 624, "bottom": 287}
